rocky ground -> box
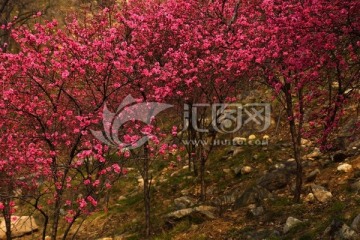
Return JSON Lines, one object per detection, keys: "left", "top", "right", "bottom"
{"left": 13, "top": 140, "right": 360, "bottom": 240}
{"left": 10, "top": 108, "right": 360, "bottom": 240}
{"left": 63, "top": 133, "right": 360, "bottom": 240}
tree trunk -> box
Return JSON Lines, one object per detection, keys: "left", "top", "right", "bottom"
{"left": 2, "top": 180, "right": 14, "bottom": 240}
{"left": 41, "top": 213, "right": 49, "bottom": 240}
{"left": 199, "top": 152, "right": 206, "bottom": 202}
{"left": 187, "top": 126, "right": 196, "bottom": 174}
{"left": 4, "top": 198, "right": 12, "bottom": 240}
{"left": 143, "top": 144, "right": 151, "bottom": 238}
{"left": 187, "top": 105, "right": 198, "bottom": 176}
{"left": 292, "top": 131, "right": 302, "bottom": 202}
{"left": 51, "top": 191, "right": 62, "bottom": 240}
{"left": 284, "top": 83, "right": 303, "bottom": 202}
{"left": 144, "top": 176, "right": 151, "bottom": 238}
{"left": 62, "top": 211, "right": 81, "bottom": 240}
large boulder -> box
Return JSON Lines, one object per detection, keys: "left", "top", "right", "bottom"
{"left": 234, "top": 185, "right": 273, "bottom": 208}
{"left": 166, "top": 208, "right": 193, "bottom": 219}
{"left": 165, "top": 205, "right": 216, "bottom": 223}
{"left": 311, "top": 184, "right": 332, "bottom": 203}
{"left": 305, "top": 169, "right": 320, "bottom": 183}
{"left": 338, "top": 224, "right": 359, "bottom": 239}
{"left": 270, "top": 159, "right": 300, "bottom": 175}
{"left": 305, "top": 148, "right": 322, "bottom": 160}
{"left": 323, "top": 220, "right": 359, "bottom": 240}
{"left": 174, "top": 196, "right": 196, "bottom": 209}
{"left": 248, "top": 204, "right": 264, "bottom": 217}
{"left": 351, "top": 214, "right": 360, "bottom": 232}
{"left": 304, "top": 193, "right": 315, "bottom": 203}
{"left": 283, "top": 217, "right": 303, "bottom": 233}
{"left": 301, "top": 138, "right": 312, "bottom": 148}
{"left": 0, "top": 216, "right": 38, "bottom": 239}
{"left": 337, "top": 163, "right": 353, "bottom": 173}
{"left": 257, "top": 170, "right": 289, "bottom": 192}
{"left": 213, "top": 194, "right": 236, "bottom": 209}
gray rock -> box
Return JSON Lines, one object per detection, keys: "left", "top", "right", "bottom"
{"left": 311, "top": 184, "right": 332, "bottom": 203}
{"left": 274, "top": 163, "right": 285, "bottom": 170}
{"left": 234, "top": 186, "right": 273, "bottom": 208}
{"left": 241, "top": 166, "right": 253, "bottom": 175}
{"left": 306, "top": 169, "right": 320, "bottom": 183}
{"left": 232, "top": 166, "right": 242, "bottom": 176}
{"left": 271, "top": 160, "right": 299, "bottom": 174}
{"left": 306, "top": 148, "right": 322, "bottom": 159}
{"left": 304, "top": 193, "right": 315, "bottom": 203}
{"left": 339, "top": 224, "right": 359, "bottom": 239}
{"left": 351, "top": 214, "right": 360, "bottom": 232}
{"left": 235, "top": 229, "right": 280, "bottom": 240}
{"left": 166, "top": 208, "right": 193, "bottom": 219}
{"left": 193, "top": 206, "right": 216, "bottom": 219}
{"left": 324, "top": 220, "right": 359, "bottom": 239}
{"left": 233, "top": 147, "right": 245, "bottom": 157}
{"left": 283, "top": 217, "right": 303, "bottom": 233}
{"left": 174, "top": 196, "right": 195, "bottom": 209}
{"left": 165, "top": 206, "right": 216, "bottom": 222}
{"left": 213, "top": 194, "right": 236, "bottom": 209}
{"left": 284, "top": 159, "right": 299, "bottom": 174}
{"left": 249, "top": 205, "right": 264, "bottom": 217}
{"left": 323, "top": 220, "right": 344, "bottom": 238}
{"left": 350, "top": 180, "right": 360, "bottom": 192}
{"left": 257, "top": 170, "right": 289, "bottom": 191}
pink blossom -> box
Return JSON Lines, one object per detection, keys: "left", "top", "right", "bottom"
{"left": 61, "top": 70, "right": 70, "bottom": 79}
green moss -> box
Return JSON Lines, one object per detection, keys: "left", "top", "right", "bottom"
{"left": 330, "top": 201, "right": 346, "bottom": 218}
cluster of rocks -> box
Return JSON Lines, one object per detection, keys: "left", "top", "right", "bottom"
{"left": 165, "top": 196, "right": 216, "bottom": 224}
{"left": 322, "top": 219, "right": 359, "bottom": 240}
{"left": 161, "top": 134, "right": 360, "bottom": 238}
{"left": 281, "top": 213, "right": 360, "bottom": 239}
{"left": 306, "top": 184, "right": 333, "bottom": 203}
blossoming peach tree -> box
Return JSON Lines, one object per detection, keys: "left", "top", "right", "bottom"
{"left": 0, "top": 0, "right": 359, "bottom": 239}
{"left": 0, "top": 9, "right": 133, "bottom": 239}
